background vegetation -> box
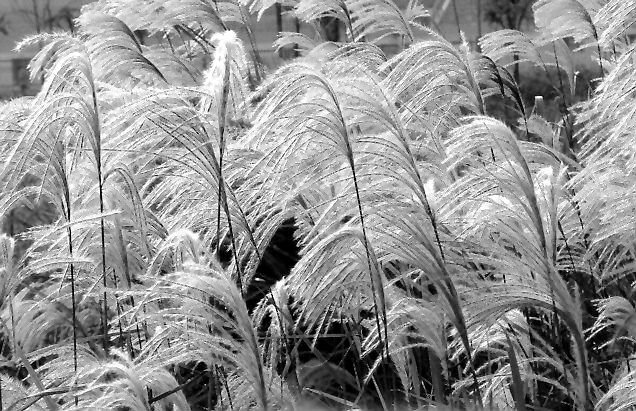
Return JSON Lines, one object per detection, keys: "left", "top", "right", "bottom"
{"left": 1, "top": 0, "right": 636, "bottom": 410}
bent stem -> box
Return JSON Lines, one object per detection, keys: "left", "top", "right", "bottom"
{"left": 0, "top": 315, "right": 58, "bottom": 411}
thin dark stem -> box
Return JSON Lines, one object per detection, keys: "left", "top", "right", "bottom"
{"left": 65, "top": 222, "right": 78, "bottom": 406}
{"left": 238, "top": 5, "right": 263, "bottom": 83}
{"left": 323, "top": 77, "right": 390, "bottom": 371}
{"left": 148, "top": 371, "right": 207, "bottom": 404}
{"left": 87, "top": 69, "right": 109, "bottom": 356}
{"left": 216, "top": 50, "right": 230, "bottom": 256}
{"left": 593, "top": 29, "right": 604, "bottom": 79}
{"left": 341, "top": 5, "right": 355, "bottom": 42}
{"left": 99, "top": 181, "right": 108, "bottom": 354}
{"left": 112, "top": 274, "right": 130, "bottom": 357}
{"left": 212, "top": 60, "right": 245, "bottom": 294}
{"left": 351, "top": 166, "right": 388, "bottom": 356}
{"left": 215, "top": 170, "right": 224, "bottom": 256}
{"left": 219, "top": 366, "right": 235, "bottom": 411}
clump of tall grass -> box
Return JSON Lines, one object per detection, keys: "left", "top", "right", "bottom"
{"left": 1, "top": 0, "right": 636, "bottom": 410}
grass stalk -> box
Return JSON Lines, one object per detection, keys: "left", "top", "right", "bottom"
{"left": 65, "top": 224, "right": 78, "bottom": 406}
{"left": 98, "top": 189, "right": 109, "bottom": 354}
{"left": 318, "top": 76, "right": 389, "bottom": 362}
{"left": 428, "top": 349, "right": 446, "bottom": 405}
{"left": 215, "top": 43, "right": 231, "bottom": 257}
{"left": 506, "top": 334, "right": 527, "bottom": 411}
{"left": 219, "top": 366, "right": 235, "bottom": 411}
{"left": 238, "top": 5, "right": 264, "bottom": 83}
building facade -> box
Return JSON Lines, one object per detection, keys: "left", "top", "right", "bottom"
{"left": 0, "top": 0, "right": 86, "bottom": 97}
{"left": 0, "top": 0, "right": 524, "bottom": 99}
{"left": 0, "top": 0, "right": 557, "bottom": 99}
